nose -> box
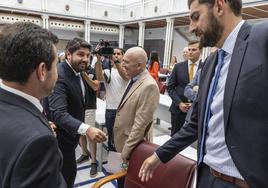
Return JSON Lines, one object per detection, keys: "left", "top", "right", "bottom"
{"left": 189, "top": 21, "right": 196, "bottom": 34}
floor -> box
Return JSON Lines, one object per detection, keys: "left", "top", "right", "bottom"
{"left": 74, "top": 120, "right": 196, "bottom": 188}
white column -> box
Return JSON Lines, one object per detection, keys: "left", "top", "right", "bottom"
{"left": 87, "top": 0, "right": 92, "bottom": 17}
{"left": 163, "top": 18, "right": 174, "bottom": 68}
{"left": 201, "top": 47, "right": 210, "bottom": 62}
{"left": 41, "top": 0, "right": 47, "bottom": 11}
{"left": 168, "top": 0, "right": 174, "bottom": 13}
{"left": 138, "top": 22, "right": 145, "bottom": 48}
{"left": 121, "top": 0, "right": 126, "bottom": 19}
{"left": 119, "top": 25, "right": 125, "bottom": 48}
{"left": 84, "top": 20, "right": 91, "bottom": 43}
{"left": 41, "top": 14, "right": 49, "bottom": 29}
{"left": 140, "top": 0, "right": 145, "bottom": 18}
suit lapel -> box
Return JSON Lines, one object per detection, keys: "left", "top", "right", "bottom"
{"left": 118, "top": 71, "right": 147, "bottom": 110}
{"left": 224, "top": 22, "right": 251, "bottom": 129}
{"left": 0, "top": 88, "right": 53, "bottom": 133}
{"left": 198, "top": 52, "right": 218, "bottom": 136}
{"left": 63, "top": 62, "right": 85, "bottom": 107}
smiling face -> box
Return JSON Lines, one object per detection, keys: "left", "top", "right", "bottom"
{"left": 189, "top": 0, "right": 223, "bottom": 48}
{"left": 67, "top": 47, "right": 90, "bottom": 72}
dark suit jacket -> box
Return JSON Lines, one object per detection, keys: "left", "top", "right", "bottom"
{"left": 0, "top": 88, "right": 66, "bottom": 188}
{"left": 49, "top": 61, "right": 90, "bottom": 153}
{"left": 167, "top": 61, "right": 190, "bottom": 114}
{"left": 156, "top": 22, "right": 268, "bottom": 188}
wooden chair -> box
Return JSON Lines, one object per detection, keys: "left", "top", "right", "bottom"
{"left": 92, "top": 141, "right": 196, "bottom": 188}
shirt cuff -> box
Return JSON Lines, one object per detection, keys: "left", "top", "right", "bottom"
{"left": 154, "top": 152, "right": 160, "bottom": 161}
{"left": 77, "top": 123, "right": 90, "bottom": 135}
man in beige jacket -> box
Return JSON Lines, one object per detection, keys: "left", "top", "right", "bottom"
{"left": 114, "top": 47, "right": 160, "bottom": 165}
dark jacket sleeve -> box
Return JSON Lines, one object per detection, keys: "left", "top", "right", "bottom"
{"left": 48, "top": 77, "right": 82, "bottom": 136}
{"left": 11, "top": 135, "right": 67, "bottom": 188}
{"left": 155, "top": 101, "right": 199, "bottom": 163}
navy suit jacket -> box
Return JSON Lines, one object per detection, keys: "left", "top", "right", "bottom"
{"left": 156, "top": 22, "right": 268, "bottom": 188}
{"left": 49, "top": 61, "right": 90, "bottom": 153}
{"left": 0, "top": 88, "right": 66, "bottom": 188}
{"left": 167, "top": 61, "right": 190, "bottom": 114}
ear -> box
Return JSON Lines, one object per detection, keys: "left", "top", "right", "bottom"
{"left": 66, "top": 51, "right": 72, "bottom": 61}
{"left": 36, "top": 62, "right": 46, "bottom": 82}
{"left": 215, "top": 0, "right": 225, "bottom": 16}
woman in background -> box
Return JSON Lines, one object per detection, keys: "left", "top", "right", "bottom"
{"left": 148, "top": 51, "right": 160, "bottom": 81}
{"left": 169, "top": 55, "right": 177, "bottom": 71}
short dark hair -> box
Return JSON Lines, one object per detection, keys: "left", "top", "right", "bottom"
{"left": 65, "top": 37, "right": 91, "bottom": 54}
{"left": 114, "top": 48, "right": 125, "bottom": 55}
{"left": 0, "top": 22, "right": 58, "bottom": 83}
{"left": 188, "top": 40, "right": 202, "bottom": 49}
{"left": 188, "top": 0, "right": 242, "bottom": 16}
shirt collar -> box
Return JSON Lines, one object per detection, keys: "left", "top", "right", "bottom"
{"left": 221, "top": 20, "right": 245, "bottom": 54}
{"left": 66, "top": 60, "right": 80, "bottom": 76}
{"left": 0, "top": 82, "right": 43, "bottom": 112}
{"left": 132, "top": 69, "right": 147, "bottom": 82}
{"left": 188, "top": 59, "right": 200, "bottom": 66}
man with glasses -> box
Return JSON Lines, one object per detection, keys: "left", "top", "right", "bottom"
{"left": 95, "top": 48, "right": 129, "bottom": 152}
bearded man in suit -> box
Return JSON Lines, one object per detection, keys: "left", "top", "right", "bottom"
{"left": 139, "top": 0, "right": 268, "bottom": 188}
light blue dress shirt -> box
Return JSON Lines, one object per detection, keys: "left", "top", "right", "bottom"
{"left": 203, "top": 20, "right": 245, "bottom": 180}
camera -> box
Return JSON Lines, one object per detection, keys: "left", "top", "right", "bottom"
{"left": 93, "top": 39, "right": 114, "bottom": 57}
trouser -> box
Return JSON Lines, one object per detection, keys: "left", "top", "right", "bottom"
{"left": 105, "top": 109, "right": 117, "bottom": 151}
{"left": 61, "top": 151, "right": 77, "bottom": 188}
{"left": 197, "top": 163, "right": 245, "bottom": 188}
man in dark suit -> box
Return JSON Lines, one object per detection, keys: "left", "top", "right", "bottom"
{"left": 167, "top": 40, "right": 201, "bottom": 135}
{"left": 48, "top": 38, "right": 106, "bottom": 188}
{"left": 139, "top": 0, "right": 268, "bottom": 188}
{"left": 0, "top": 22, "right": 66, "bottom": 187}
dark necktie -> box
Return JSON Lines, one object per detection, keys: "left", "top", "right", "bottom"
{"left": 198, "top": 49, "right": 226, "bottom": 164}
{"left": 119, "top": 79, "right": 134, "bottom": 107}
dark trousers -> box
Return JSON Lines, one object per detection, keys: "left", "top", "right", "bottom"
{"left": 61, "top": 151, "right": 77, "bottom": 188}
{"left": 117, "top": 177, "right": 125, "bottom": 188}
{"left": 197, "top": 164, "right": 240, "bottom": 188}
{"left": 170, "top": 112, "right": 187, "bottom": 136}
{"left": 105, "top": 109, "right": 117, "bottom": 151}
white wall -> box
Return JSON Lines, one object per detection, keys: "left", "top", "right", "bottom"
{"left": 172, "top": 30, "right": 188, "bottom": 62}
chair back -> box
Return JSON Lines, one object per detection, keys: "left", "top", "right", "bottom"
{"left": 125, "top": 141, "right": 196, "bottom": 188}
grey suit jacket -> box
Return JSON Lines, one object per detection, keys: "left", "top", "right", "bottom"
{"left": 156, "top": 21, "right": 268, "bottom": 188}
{"left": 0, "top": 88, "right": 66, "bottom": 188}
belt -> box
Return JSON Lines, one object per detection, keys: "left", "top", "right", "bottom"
{"left": 209, "top": 167, "right": 250, "bottom": 188}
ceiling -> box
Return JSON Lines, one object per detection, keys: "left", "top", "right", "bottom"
{"left": 125, "top": 3, "right": 268, "bottom": 29}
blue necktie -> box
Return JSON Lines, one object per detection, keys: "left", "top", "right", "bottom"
{"left": 198, "top": 49, "right": 226, "bottom": 164}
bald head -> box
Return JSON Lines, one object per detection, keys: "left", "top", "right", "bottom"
{"left": 183, "top": 46, "right": 189, "bottom": 61}
{"left": 122, "top": 47, "right": 148, "bottom": 78}
{"left": 125, "top": 47, "right": 147, "bottom": 67}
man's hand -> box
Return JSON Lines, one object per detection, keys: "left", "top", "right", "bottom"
{"left": 48, "top": 121, "right": 57, "bottom": 137}
{"left": 86, "top": 127, "right": 107, "bottom": 143}
{"left": 138, "top": 154, "right": 161, "bottom": 182}
{"left": 193, "top": 85, "right": 199, "bottom": 92}
{"left": 178, "top": 102, "right": 191, "bottom": 113}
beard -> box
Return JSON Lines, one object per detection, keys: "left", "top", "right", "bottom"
{"left": 70, "top": 57, "right": 87, "bottom": 72}
{"left": 196, "top": 11, "right": 224, "bottom": 48}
